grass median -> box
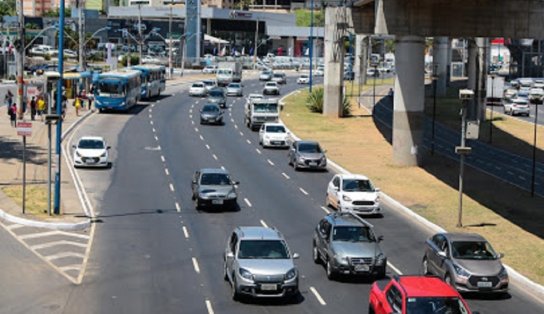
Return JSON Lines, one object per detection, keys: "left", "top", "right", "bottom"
{"left": 2, "top": 184, "right": 51, "bottom": 218}
{"left": 281, "top": 83, "right": 544, "bottom": 285}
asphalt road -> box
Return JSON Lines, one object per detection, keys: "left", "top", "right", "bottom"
{"left": 1, "top": 75, "right": 543, "bottom": 313}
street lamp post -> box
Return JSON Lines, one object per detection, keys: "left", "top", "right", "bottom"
{"left": 456, "top": 89, "right": 474, "bottom": 228}
{"left": 164, "top": 0, "right": 180, "bottom": 78}
{"left": 489, "top": 73, "right": 496, "bottom": 143}
{"left": 309, "top": 0, "right": 314, "bottom": 92}
{"left": 78, "top": 3, "right": 85, "bottom": 71}
{"left": 253, "top": 19, "right": 259, "bottom": 70}
{"left": 530, "top": 91, "right": 543, "bottom": 196}
{"left": 431, "top": 64, "right": 438, "bottom": 155}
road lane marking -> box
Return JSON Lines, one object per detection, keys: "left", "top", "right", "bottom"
{"left": 244, "top": 198, "right": 252, "bottom": 207}
{"left": 267, "top": 159, "right": 275, "bottom": 166}
{"left": 205, "top": 144, "right": 210, "bottom": 149}
{"left": 239, "top": 131, "right": 244, "bottom": 136}
{"left": 182, "top": 226, "right": 189, "bottom": 238}
{"left": 200, "top": 135, "right": 204, "bottom": 141}
{"left": 299, "top": 187, "right": 309, "bottom": 195}
{"left": 256, "top": 148, "right": 262, "bottom": 154}
{"left": 165, "top": 168, "right": 170, "bottom": 176}
{"left": 205, "top": 300, "right": 215, "bottom": 314}
{"left": 246, "top": 139, "right": 251, "bottom": 144}
{"left": 169, "top": 184, "right": 175, "bottom": 192}
{"left": 310, "top": 287, "right": 327, "bottom": 305}
{"left": 191, "top": 120, "right": 194, "bottom": 125}
{"left": 161, "top": 155, "right": 166, "bottom": 162}
{"left": 230, "top": 118, "right": 234, "bottom": 122}
{"left": 221, "top": 166, "right": 225, "bottom": 170}
{"left": 192, "top": 257, "right": 201, "bottom": 273}
{"left": 149, "top": 114, "right": 152, "bottom": 119}
{"left": 260, "top": 220, "right": 268, "bottom": 228}
{"left": 154, "top": 135, "right": 159, "bottom": 141}
{"left": 45, "top": 252, "right": 86, "bottom": 261}
{"left": 152, "top": 128, "right": 156, "bottom": 133}
{"left": 234, "top": 124, "right": 238, "bottom": 129}
{"left": 31, "top": 240, "right": 87, "bottom": 250}
{"left": 150, "top": 120, "right": 154, "bottom": 125}
{"left": 195, "top": 127, "right": 199, "bottom": 132}
{"left": 6, "top": 224, "right": 24, "bottom": 230}
{"left": 321, "top": 206, "right": 331, "bottom": 214}
{"left": 282, "top": 172, "right": 290, "bottom": 179}
{"left": 507, "top": 171, "right": 514, "bottom": 175}
{"left": 213, "top": 154, "right": 218, "bottom": 160}
{"left": 388, "top": 261, "right": 403, "bottom": 275}
{"left": 189, "top": 109, "right": 193, "bottom": 113}
{"left": 175, "top": 202, "right": 181, "bottom": 212}
{"left": 189, "top": 115, "right": 192, "bottom": 119}
{"left": 19, "top": 230, "right": 89, "bottom": 240}
{"left": 519, "top": 176, "right": 525, "bottom": 180}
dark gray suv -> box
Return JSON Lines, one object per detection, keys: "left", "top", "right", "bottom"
{"left": 207, "top": 87, "right": 227, "bottom": 108}
{"left": 312, "top": 212, "right": 386, "bottom": 280}
{"left": 191, "top": 168, "right": 239, "bottom": 211}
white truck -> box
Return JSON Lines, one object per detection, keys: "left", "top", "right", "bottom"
{"left": 244, "top": 98, "right": 279, "bottom": 131}
{"left": 486, "top": 75, "right": 505, "bottom": 106}
{"left": 216, "top": 61, "right": 242, "bottom": 86}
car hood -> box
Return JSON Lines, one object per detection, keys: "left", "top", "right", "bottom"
{"left": 238, "top": 259, "right": 294, "bottom": 275}
{"left": 454, "top": 259, "right": 503, "bottom": 276}
{"left": 76, "top": 148, "right": 106, "bottom": 158}
{"left": 198, "top": 185, "right": 234, "bottom": 196}
{"left": 208, "top": 97, "right": 225, "bottom": 103}
{"left": 201, "top": 112, "right": 222, "bottom": 118}
{"left": 341, "top": 191, "right": 378, "bottom": 201}
{"left": 298, "top": 152, "right": 325, "bottom": 159}
{"left": 331, "top": 241, "right": 381, "bottom": 258}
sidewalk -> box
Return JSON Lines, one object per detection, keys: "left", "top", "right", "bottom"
{"left": 0, "top": 73, "right": 210, "bottom": 229}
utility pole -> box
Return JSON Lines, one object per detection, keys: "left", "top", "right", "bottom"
{"left": 78, "top": 2, "right": 85, "bottom": 71}
{"left": 456, "top": 89, "right": 474, "bottom": 228}
{"left": 309, "top": 0, "right": 314, "bottom": 92}
{"left": 168, "top": 3, "right": 173, "bottom": 78}
{"left": 16, "top": 0, "right": 24, "bottom": 120}
{"left": 253, "top": 19, "right": 259, "bottom": 70}
{"left": 54, "top": 0, "right": 66, "bottom": 215}
{"left": 138, "top": 3, "right": 143, "bottom": 65}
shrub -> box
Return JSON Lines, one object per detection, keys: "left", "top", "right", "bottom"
{"left": 306, "top": 87, "right": 352, "bottom": 117}
{"left": 342, "top": 95, "right": 352, "bottom": 116}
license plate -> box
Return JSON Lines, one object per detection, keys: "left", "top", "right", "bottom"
{"left": 477, "top": 281, "right": 493, "bottom": 288}
{"left": 260, "top": 284, "right": 277, "bottom": 291}
{"left": 272, "top": 141, "right": 281, "bottom": 145}
{"left": 309, "top": 162, "right": 317, "bottom": 167}
{"left": 208, "top": 118, "right": 215, "bottom": 122}
{"left": 85, "top": 160, "right": 96, "bottom": 164}
{"left": 355, "top": 264, "right": 370, "bottom": 272}
{"left": 211, "top": 199, "right": 223, "bottom": 205}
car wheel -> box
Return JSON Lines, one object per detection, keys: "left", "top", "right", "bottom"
{"left": 422, "top": 256, "right": 430, "bottom": 275}
{"left": 195, "top": 199, "right": 202, "bottom": 211}
{"left": 326, "top": 259, "right": 336, "bottom": 280}
{"left": 368, "top": 305, "right": 375, "bottom": 314}
{"left": 293, "top": 162, "right": 299, "bottom": 171}
{"left": 231, "top": 276, "right": 240, "bottom": 301}
{"left": 312, "top": 243, "right": 321, "bottom": 264}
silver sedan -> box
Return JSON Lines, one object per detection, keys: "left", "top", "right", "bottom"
{"left": 226, "top": 82, "right": 243, "bottom": 97}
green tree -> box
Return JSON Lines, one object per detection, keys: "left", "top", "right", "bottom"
{"left": 43, "top": 8, "right": 71, "bottom": 18}
{"left": 295, "top": 9, "right": 325, "bottom": 27}
{"left": 234, "top": 0, "right": 252, "bottom": 10}
{"left": 0, "top": 0, "right": 16, "bottom": 17}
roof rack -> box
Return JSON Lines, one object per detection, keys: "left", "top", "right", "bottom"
{"left": 332, "top": 211, "right": 374, "bottom": 228}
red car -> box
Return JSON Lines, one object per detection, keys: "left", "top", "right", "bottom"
{"left": 369, "top": 275, "right": 479, "bottom": 314}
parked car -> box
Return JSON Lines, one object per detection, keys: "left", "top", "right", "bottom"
{"left": 263, "top": 81, "right": 280, "bottom": 95}
{"left": 325, "top": 174, "right": 381, "bottom": 215}
{"left": 272, "top": 72, "right": 287, "bottom": 84}
{"left": 142, "top": 55, "right": 160, "bottom": 64}
{"left": 297, "top": 74, "right": 310, "bottom": 84}
{"left": 223, "top": 226, "right": 299, "bottom": 300}
{"left": 191, "top": 168, "right": 239, "bottom": 211}
{"left": 344, "top": 70, "right": 355, "bottom": 81}
{"left": 189, "top": 82, "right": 207, "bottom": 97}
{"left": 422, "top": 232, "right": 509, "bottom": 294}
{"left": 288, "top": 140, "right": 327, "bottom": 171}
{"left": 369, "top": 275, "right": 478, "bottom": 314}
{"left": 313, "top": 212, "right": 386, "bottom": 280}
{"left": 226, "top": 82, "right": 243, "bottom": 97}
{"left": 504, "top": 98, "right": 530, "bottom": 116}
{"left": 199, "top": 103, "right": 224, "bottom": 125}
{"left": 202, "top": 65, "right": 218, "bottom": 74}
{"left": 63, "top": 49, "right": 78, "bottom": 58}
{"left": 202, "top": 79, "right": 216, "bottom": 91}
{"left": 30, "top": 45, "right": 56, "bottom": 57}
{"left": 259, "top": 70, "right": 273, "bottom": 81}
{"left": 207, "top": 87, "right": 227, "bottom": 108}
{"left": 72, "top": 136, "right": 110, "bottom": 168}
{"left": 258, "top": 123, "right": 290, "bottom": 148}
{"left": 314, "top": 67, "right": 324, "bottom": 77}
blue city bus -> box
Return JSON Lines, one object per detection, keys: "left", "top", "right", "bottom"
{"left": 131, "top": 65, "right": 166, "bottom": 99}
{"left": 94, "top": 69, "right": 141, "bottom": 112}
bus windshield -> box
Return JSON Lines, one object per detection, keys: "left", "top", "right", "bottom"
{"left": 98, "top": 80, "right": 126, "bottom": 97}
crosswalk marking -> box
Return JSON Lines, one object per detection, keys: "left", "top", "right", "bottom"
{"left": 31, "top": 240, "right": 87, "bottom": 251}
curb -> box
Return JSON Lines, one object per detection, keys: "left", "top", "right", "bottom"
{"left": 279, "top": 86, "right": 544, "bottom": 301}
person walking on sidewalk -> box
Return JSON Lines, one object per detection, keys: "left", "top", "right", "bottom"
{"left": 37, "top": 96, "right": 46, "bottom": 120}
{"left": 30, "top": 96, "right": 37, "bottom": 120}
{"left": 8, "top": 103, "right": 16, "bottom": 127}
{"left": 74, "top": 96, "right": 81, "bottom": 116}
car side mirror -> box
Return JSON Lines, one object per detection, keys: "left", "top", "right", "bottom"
{"left": 378, "top": 235, "right": 384, "bottom": 242}
{"left": 107, "top": 146, "right": 111, "bottom": 150}
{"left": 438, "top": 251, "right": 447, "bottom": 258}
{"left": 226, "top": 252, "right": 234, "bottom": 259}
{"left": 233, "top": 181, "right": 240, "bottom": 185}
{"left": 333, "top": 186, "right": 339, "bottom": 191}
{"left": 497, "top": 252, "right": 505, "bottom": 258}
{"left": 72, "top": 145, "right": 76, "bottom": 149}
{"left": 292, "top": 253, "right": 300, "bottom": 259}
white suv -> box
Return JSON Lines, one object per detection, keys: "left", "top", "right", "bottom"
{"left": 259, "top": 123, "right": 290, "bottom": 148}
{"left": 325, "top": 174, "right": 381, "bottom": 215}
{"left": 263, "top": 82, "right": 280, "bottom": 95}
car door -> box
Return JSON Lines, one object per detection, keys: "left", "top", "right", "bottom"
{"left": 327, "top": 176, "right": 340, "bottom": 208}
{"left": 320, "top": 220, "right": 332, "bottom": 259}
{"left": 225, "top": 232, "right": 238, "bottom": 281}
{"left": 428, "top": 234, "right": 446, "bottom": 276}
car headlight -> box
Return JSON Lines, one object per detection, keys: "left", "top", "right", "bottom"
{"left": 498, "top": 266, "right": 509, "bottom": 279}
{"left": 100, "top": 152, "right": 107, "bottom": 158}
{"left": 198, "top": 193, "right": 210, "bottom": 200}
{"left": 375, "top": 195, "right": 380, "bottom": 203}
{"left": 120, "top": 102, "right": 125, "bottom": 106}
{"left": 239, "top": 268, "right": 253, "bottom": 281}
{"left": 342, "top": 194, "right": 352, "bottom": 202}
{"left": 376, "top": 253, "right": 386, "bottom": 265}
{"left": 75, "top": 151, "right": 82, "bottom": 157}
{"left": 227, "top": 191, "right": 237, "bottom": 199}
{"left": 334, "top": 254, "right": 348, "bottom": 265}
{"left": 453, "top": 264, "right": 471, "bottom": 278}
{"left": 264, "top": 135, "right": 270, "bottom": 140}
{"left": 285, "top": 268, "right": 297, "bottom": 281}
{"left": 297, "top": 155, "right": 305, "bottom": 161}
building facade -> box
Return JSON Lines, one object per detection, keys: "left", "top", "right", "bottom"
{"left": 23, "top": 0, "right": 55, "bottom": 17}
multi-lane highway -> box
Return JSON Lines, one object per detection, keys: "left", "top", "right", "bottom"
{"left": 1, "top": 74, "right": 543, "bottom": 313}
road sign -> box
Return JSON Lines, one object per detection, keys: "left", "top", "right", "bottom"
{"left": 16, "top": 121, "right": 32, "bottom": 136}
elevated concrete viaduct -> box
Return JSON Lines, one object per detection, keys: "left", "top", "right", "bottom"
{"left": 323, "top": 0, "right": 544, "bottom": 166}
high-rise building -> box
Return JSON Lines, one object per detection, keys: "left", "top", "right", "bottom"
{"left": 23, "top": 0, "right": 55, "bottom": 17}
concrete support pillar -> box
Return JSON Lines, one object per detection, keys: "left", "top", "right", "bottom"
{"left": 393, "top": 35, "right": 425, "bottom": 166}
{"left": 323, "top": 7, "right": 345, "bottom": 117}
{"left": 287, "top": 37, "right": 295, "bottom": 57}
{"left": 467, "top": 38, "right": 479, "bottom": 120}
{"left": 206, "top": 19, "right": 212, "bottom": 35}
{"left": 355, "top": 34, "right": 368, "bottom": 85}
{"left": 432, "top": 36, "right": 449, "bottom": 96}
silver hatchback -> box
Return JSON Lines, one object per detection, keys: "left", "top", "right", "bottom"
{"left": 224, "top": 226, "right": 299, "bottom": 300}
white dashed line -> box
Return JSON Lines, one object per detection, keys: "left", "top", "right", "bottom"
{"left": 239, "top": 131, "right": 244, "bottom": 136}
{"left": 221, "top": 166, "right": 225, "bottom": 170}
{"left": 150, "top": 120, "right": 154, "bottom": 125}
{"left": 189, "top": 109, "right": 193, "bottom": 113}
{"left": 260, "top": 220, "right": 268, "bottom": 228}
{"left": 246, "top": 139, "right": 251, "bottom": 144}
{"left": 189, "top": 115, "right": 192, "bottom": 119}
{"left": 321, "top": 206, "right": 331, "bottom": 214}
{"left": 205, "top": 144, "right": 210, "bottom": 149}
{"left": 154, "top": 135, "right": 159, "bottom": 141}
{"left": 152, "top": 127, "right": 156, "bottom": 133}
{"left": 161, "top": 155, "right": 165, "bottom": 162}
{"left": 267, "top": 159, "right": 275, "bottom": 166}
{"left": 205, "top": 300, "right": 215, "bottom": 314}
{"left": 495, "top": 166, "right": 501, "bottom": 170}
{"left": 175, "top": 202, "right": 181, "bottom": 212}
{"left": 299, "top": 187, "right": 309, "bottom": 195}
{"left": 191, "top": 120, "right": 194, "bottom": 125}
{"left": 165, "top": 168, "right": 170, "bottom": 176}
{"left": 244, "top": 198, "right": 252, "bottom": 207}
{"left": 182, "top": 226, "right": 189, "bottom": 238}
{"left": 310, "top": 287, "right": 327, "bottom": 305}
{"left": 200, "top": 135, "right": 204, "bottom": 141}
{"left": 519, "top": 176, "right": 526, "bottom": 180}
{"left": 169, "top": 184, "right": 175, "bottom": 192}
{"left": 213, "top": 154, "right": 218, "bottom": 160}
{"left": 195, "top": 127, "right": 199, "bottom": 132}
{"left": 192, "top": 257, "right": 201, "bottom": 274}
{"left": 149, "top": 114, "right": 152, "bottom": 119}
{"left": 230, "top": 118, "right": 234, "bottom": 122}
{"left": 507, "top": 171, "right": 514, "bottom": 175}
{"left": 234, "top": 124, "right": 238, "bottom": 129}
{"left": 282, "top": 172, "right": 290, "bottom": 179}
{"left": 388, "top": 261, "right": 403, "bottom": 275}
{"left": 256, "top": 148, "right": 262, "bottom": 154}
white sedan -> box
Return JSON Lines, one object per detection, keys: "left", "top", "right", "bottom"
{"left": 258, "top": 123, "right": 290, "bottom": 148}
{"left": 263, "top": 81, "right": 280, "bottom": 95}
{"left": 504, "top": 98, "right": 530, "bottom": 116}
{"left": 297, "top": 74, "right": 310, "bottom": 84}
{"left": 325, "top": 174, "right": 381, "bottom": 215}
{"left": 189, "top": 82, "right": 207, "bottom": 97}
{"left": 72, "top": 136, "right": 110, "bottom": 168}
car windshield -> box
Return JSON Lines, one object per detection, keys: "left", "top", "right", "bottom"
{"left": 98, "top": 80, "right": 126, "bottom": 97}
{"left": 451, "top": 241, "right": 498, "bottom": 260}
{"left": 406, "top": 297, "right": 469, "bottom": 314}
{"left": 228, "top": 84, "right": 240, "bottom": 88}
{"left": 342, "top": 179, "right": 374, "bottom": 192}
{"left": 332, "top": 226, "right": 374, "bottom": 242}
{"left": 253, "top": 103, "right": 278, "bottom": 113}
{"left": 202, "top": 105, "right": 219, "bottom": 113}
{"left": 265, "top": 83, "right": 277, "bottom": 87}
{"left": 192, "top": 83, "right": 204, "bottom": 88}
{"left": 265, "top": 125, "right": 286, "bottom": 133}
{"left": 203, "top": 81, "right": 214, "bottom": 86}
{"left": 274, "top": 74, "right": 283, "bottom": 78}
{"left": 298, "top": 143, "right": 321, "bottom": 153}
{"left": 300, "top": 75, "right": 308, "bottom": 78}
{"left": 217, "top": 69, "right": 232, "bottom": 75}
{"left": 238, "top": 240, "right": 289, "bottom": 259}
{"left": 200, "top": 173, "right": 231, "bottom": 185}
{"left": 209, "top": 89, "right": 224, "bottom": 97}
{"left": 78, "top": 140, "right": 104, "bottom": 149}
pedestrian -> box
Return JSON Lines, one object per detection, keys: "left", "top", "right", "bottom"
{"left": 37, "top": 96, "right": 46, "bottom": 120}
{"left": 30, "top": 96, "right": 37, "bottom": 120}
{"left": 8, "top": 103, "right": 16, "bottom": 127}
{"left": 62, "top": 94, "right": 67, "bottom": 119}
{"left": 74, "top": 96, "right": 81, "bottom": 116}
{"left": 88, "top": 85, "right": 94, "bottom": 110}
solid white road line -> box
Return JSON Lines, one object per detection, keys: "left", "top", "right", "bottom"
{"left": 161, "top": 155, "right": 166, "bottom": 162}
{"left": 175, "top": 202, "right": 181, "bottom": 212}
{"left": 189, "top": 115, "right": 192, "bottom": 119}
{"left": 267, "top": 159, "right": 275, "bottom": 166}
{"left": 165, "top": 168, "right": 170, "bottom": 176}
{"left": 260, "top": 220, "right": 268, "bottom": 228}
{"left": 282, "top": 172, "right": 290, "bottom": 179}
{"left": 299, "top": 187, "right": 309, "bottom": 195}
{"left": 205, "top": 300, "right": 215, "bottom": 314}
{"left": 192, "top": 257, "right": 201, "bottom": 274}
{"left": 205, "top": 144, "right": 210, "bottom": 149}
{"left": 321, "top": 206, "right": 331, "bottom": 214}
{"left": 182, "top": 226, "right": 189, "bottom": 238}
{"left": 310, "top": 287, "right": 327, "bottom": 305}
{"left": 213, "top": 154, "right": 218, "bottom": 160}
{"left": 169, "top": 184, "right": 175, "bottom": 192}
{"left": 246, "top": 139, "right": 251, "bottom": 144}
{"left": 387, "top": 261, "right": 403, "bottom": 275}
{"left": 244, "top": 198, "right": 252, "bottom": 207}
